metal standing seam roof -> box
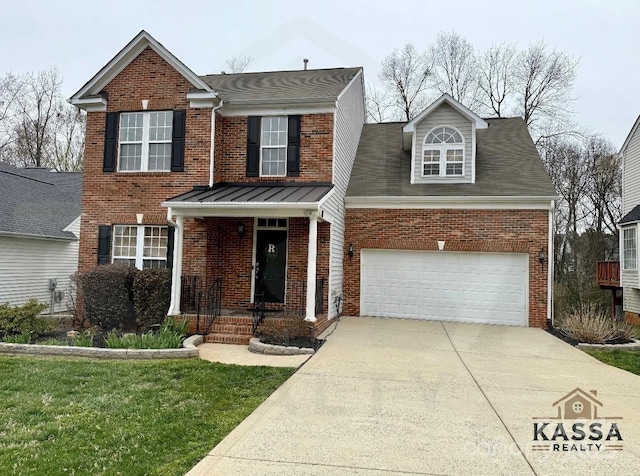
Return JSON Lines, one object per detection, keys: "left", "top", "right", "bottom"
{"left": 346, "top": 118, "right": 558, "bottom": 198}
{"left": 199, "top": 67, "right": 362, "bottom": 105}
{"left": 165, "top": 182, "right": 334, "bottom": 206}
{"left": 0, "top": 163, "right": 82, "bottom": 239}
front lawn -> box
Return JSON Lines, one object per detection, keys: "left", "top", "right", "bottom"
{"left": 0, "top": 357, "right": 295, "bottom": 475}
{"left": 585, "top": 350, "right": 640, "bottom": 376}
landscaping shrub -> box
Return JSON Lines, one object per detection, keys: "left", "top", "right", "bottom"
{"left": 105, "top": 329, "right": 184, "bottom": 349}
{"left": 559, "top": 305, "right": 637, "bottom": 344}
{"left": 1, "top": 333, "right": 31, "bottom": 344}
{"left": 256, "top": 315, "right": 315, "bottom": 346}
{"left": 77, "top": 265, "right": 136, "bottom": 330}
{"left": 0, "top": 299, "right": 53, "bottom": 338}
{"left": 133, "top": 268, "right": 171, "bottom": 331}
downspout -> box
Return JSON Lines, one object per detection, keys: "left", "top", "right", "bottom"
{"left": 209, "top": 99, "right": 224, "bottom": 187}
{"left": 548, "top": 200, "right": 555, "bottom": 326}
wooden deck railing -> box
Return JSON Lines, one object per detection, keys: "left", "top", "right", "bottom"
{"left": 596, "top": 261, "right": 620, "bottom": 287}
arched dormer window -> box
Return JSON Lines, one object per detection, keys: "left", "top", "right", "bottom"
{"left": 422, "top": 126, "right": 464, "bottom": 177}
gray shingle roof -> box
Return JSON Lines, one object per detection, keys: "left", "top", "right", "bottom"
{"left": 0, "top": 163, "right": 82, "bottom": 239}
{"left": 200, "top": 67, "right": 361, "bottom": 105}
{"left": 620, "top": 204, "right": 640, "bottom": 225}
{"left": 346, "top": 118, "right": 557, "bottom": 198}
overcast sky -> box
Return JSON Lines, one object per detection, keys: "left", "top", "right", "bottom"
{"left": 2, "top": 0, "right": 639, "bottom": 147}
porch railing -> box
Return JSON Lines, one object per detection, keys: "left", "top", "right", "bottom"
{"left": 180, "top": 276, "right": 223, "bottom": 334}
{"left": 596, "top": 261, "right": 620, "bottom": 288}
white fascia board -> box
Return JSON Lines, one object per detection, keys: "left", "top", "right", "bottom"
{"left": 403, "top": 93, "right": 488, "bottom": 134}
{"left": 620, "top": 114, "right": 640, "bottom": 154}
{"left": 62, "top": 216, "right": 82, "bottom": 235}
{"left": 186, "top": 91, "right": 220, "bottom": 109}
{"left": 0, "top": 230, "right": 77, "bottom": 242}
{"left": 219, "top": 102, "right": 334, "bottom": 117}
{"left": 336, "top": 69, "right": 363, "bottom": 102}
{"left": 70, "top": 30, "right": 213, "bottom": 101}
{"left": 160, "top": 201, "right": 322, "bottom": 218}
{"left": 69, "top": 96, "right": 107, "bottom": 112}
{"left": 345, "top": 195, "right": 558, "bottom": 210}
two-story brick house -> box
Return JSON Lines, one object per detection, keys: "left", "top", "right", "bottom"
{"left": 71, "top": 31, "right": 556, "bottom": 340}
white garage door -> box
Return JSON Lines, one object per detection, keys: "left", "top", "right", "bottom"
{"left": 361, "top": 250, "right": 528, "bottom": 326}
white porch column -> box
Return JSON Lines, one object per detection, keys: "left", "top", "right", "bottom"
{"left": 168, "top": 216, "right": 184, "bottom": 315}
{"left": 305, "top": 212, "right": 318, "bottom": 322}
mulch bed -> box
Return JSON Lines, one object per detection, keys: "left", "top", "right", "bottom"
{"left": 546, "top": 325, "right": 632, "bottom": 346}
{"left": 259, "top": 336, "right": 324, "bottom": 351}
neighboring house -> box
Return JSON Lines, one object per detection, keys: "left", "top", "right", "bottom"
{"left": 0, "top": 163, "right": 82, "bottom": 310}
{"left": 69, "top": 31, "right": 555, "bottom": 342}
{"left": 617, "top": 116, "right": 640, "bottom": 325}
{"left": 343, "top": 95, "right": 557, "bottom": 327}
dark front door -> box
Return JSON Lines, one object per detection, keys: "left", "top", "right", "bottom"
{"left": 255, "top": 230, "right": 287, "bottom": 303}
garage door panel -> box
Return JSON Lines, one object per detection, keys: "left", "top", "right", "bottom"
{"left": 361, "top": 250, "right": 527, "bottom": 326}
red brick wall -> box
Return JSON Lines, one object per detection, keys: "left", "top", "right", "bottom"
{"left": 214, "top": 114, "right": 334, "bottom": 183}
{"left": 343, "top": 208, "right": 550, "bottom": 328}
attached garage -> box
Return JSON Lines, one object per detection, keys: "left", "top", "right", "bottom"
{"left": 360, "top": 249, "right": 528, "bottom": 326}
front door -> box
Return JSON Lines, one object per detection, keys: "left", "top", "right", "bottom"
{"left": 255, "top": 230, "right": 287, "bottom": 303}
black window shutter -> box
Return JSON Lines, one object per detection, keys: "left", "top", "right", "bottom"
{"left": 97, "top": 226, "right": 112, "bottom": 265}
{"left": 246, "top": 116, "right": 261, "bottom": 177}
{"left": 171, "top": 110, "right": 186, "bottom": 172}
{"left": 166, "top": 227, "right": 175, "bottom": 269}
{"left": 287, "top": 115, "right": 301, "bottom": 177}
{"left": 103, "top": 113, "right": 118, "bottom": 172}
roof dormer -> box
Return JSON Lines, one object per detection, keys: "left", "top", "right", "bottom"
{"left": 403, "top": 94, "right": 488, "bottom": 184}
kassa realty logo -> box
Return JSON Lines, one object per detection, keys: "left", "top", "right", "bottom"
{"left": 532, "top": 388, "right": 623, "bottom": 453}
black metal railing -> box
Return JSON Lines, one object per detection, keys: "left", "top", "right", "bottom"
{"left": 315, "top": 277, "right": 325, "bottom": 315}
{"left": 180, "top": 276, "right": 223, "bottom": 334}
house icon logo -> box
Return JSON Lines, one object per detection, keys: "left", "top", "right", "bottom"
{"left": 552, "top": 388, "right": 601, "bottom": 419}
{"left": 532, "top": 388, "right": 623, "bottom": 453}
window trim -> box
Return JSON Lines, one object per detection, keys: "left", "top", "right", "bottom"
{"left": 112, "top": 225, "right": 168, "bottom": 269}
{"left": 623, "top": 226, "right": 637, "bottom": 271}
{"left": 421, "top": 125, "right": 465, "bottom": 178}
{"left": 118, "top": 111, "right": 173, "bottom": 172}
{"left": 259, "top": 116, "right": 288, "bottom": 177}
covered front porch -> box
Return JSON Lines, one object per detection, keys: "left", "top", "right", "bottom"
{"left": 161, "top": 182, "right": 333, "bottom": 340}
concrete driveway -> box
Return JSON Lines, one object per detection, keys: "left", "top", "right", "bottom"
{"left": 187, "top": 316, "right": 640, "bottom": 475}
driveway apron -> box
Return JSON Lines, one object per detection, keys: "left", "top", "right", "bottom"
{"left": 187, "top": 316, "right": 640, "bottom": 476}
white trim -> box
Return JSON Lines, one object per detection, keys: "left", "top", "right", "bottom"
{"left": 345, "top": 196, "right": 558, "bottom": 210}
{"left": 259, "top": 116, "right": 288, "bottom": 177}
{"left": 111, "top": 225, "right": 168, "bottom": 269}
{"left": 70, "top": 30, "right": 213, "bottom": 102}
{"left": 118, "top": 111, "right": 172, "bottom": 172}
{"left": 186, "top": 91, "right": 220, "bottom": 109}
{"left": 219, "top": 103, "right": 334, "bottom": 117}
{"left": 410, "top": 129, "right": 416, "bottom": 184}
{"left": 336, "top": 69, "right": 363, "bottom": 102}
{"left": 305, "top": 213, "right": 318, "bottom": 322}
{"left": 0, "top": 230, "right": 77, "bottom": 242}
{"left": 167, "top": 214, "right": 183, "bottom": 315}
{"left": 622, "top": 225, "right": 638, "bottom": 271}
{"left": 68, "top": 96, "right": 107, "bottom": 112}
{"left": 62, "top": 215, "right": 82, "bottom": 236}
{"left": 421, "top": 125, "right": 465, "bottom": 178}
{"left": 471, "top": 123, "right": 477, "bottom": 184}
{"left": 620, "top": 114, "right": 640, "bottom": 154}
{"left": 548, "top": 201, "right": 554, "bottom": 325}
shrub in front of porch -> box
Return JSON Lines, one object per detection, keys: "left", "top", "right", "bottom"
{"left": 133, "top": 268, "right": 171, "bottom": 331}
{"left": 256, "top": 315, "right": 316, "bottom": 348}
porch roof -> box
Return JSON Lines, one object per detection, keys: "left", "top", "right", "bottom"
{"left": 162, "top": 182, "right": 334, "bottom": 217}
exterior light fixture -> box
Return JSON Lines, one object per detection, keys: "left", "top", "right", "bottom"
{"left": 348, "top": 243, "right": 354, "bottom": 261}
{"left": 539, "top": 247, "right": 547, "bottom": 269}
{"left": 238, "top": 223, "right": 245, "bottom": 239}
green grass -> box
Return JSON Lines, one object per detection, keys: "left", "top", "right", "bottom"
{"left": 585, "top": 350, "right": 640, "bottom": 376}
{"left": 0, "top": 357, "right": 295, "bottom": 475}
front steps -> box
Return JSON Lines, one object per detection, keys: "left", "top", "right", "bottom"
{"left": 201, "top": 316, "right": 254, "bottom": 345}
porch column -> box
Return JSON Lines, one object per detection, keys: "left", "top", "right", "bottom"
{"left": 168, "top": 216, "right": 184, "bottom": 315}
{"left": 305, "top": 212, "right": 318, "bottom": 322}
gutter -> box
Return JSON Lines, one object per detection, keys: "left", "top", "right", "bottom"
{"left": 209, "top": 99, "right": 224, "bottom": 187}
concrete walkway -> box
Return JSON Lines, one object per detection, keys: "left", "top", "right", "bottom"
{"left": 188, "top": 316, "right": 640, "bottom": 475}
{"left": 198, "top": 342, "right": 311, "bottom": 367}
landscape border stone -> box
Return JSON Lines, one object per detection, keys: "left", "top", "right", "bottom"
{"left": 248, "top": 337, "right": 315, "bottom": 355}
{"left": 0, "top": 334, "right": 203, "bottom": 359}
{"left": 578, "top": 339, "right": 640, "bottom": 351}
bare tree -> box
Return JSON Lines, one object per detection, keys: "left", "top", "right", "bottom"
{"left": 225, "top": 55, "right": 252, "bottom": 73}
{"left": 475, "top": 43, "right": 516, "bottom": 117}
{"left": 514, "top": 42, "right": 579, "bottom": 131}
{"left": 379, "top": 44, "right": 432, "bottom": 121}
{"left": 13, "top": 68, "right": 62, "bottom": 167}
{"left": 429, "top": 31, "right": 478, "bottom": 108}
{"left": 365, "top": 82, "right": 395, "bottom": 123}
{"left": 47, "top": 107, "right": 86, "bottom": 172}
{"left": 0, "top": 72, "right": 24, "bottom": 161}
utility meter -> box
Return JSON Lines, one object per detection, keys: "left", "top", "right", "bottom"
{"left": 48, "top": 279, "right": 57, "bottom": 291}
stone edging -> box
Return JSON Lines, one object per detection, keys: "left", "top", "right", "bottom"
{"left": 248, "top": 337, "right": 315, "bottom": 355}
{"left": 578, "top": 339, "right": 640, "bottom": 350}
{"left": 0, "top": 334, "right": 203, "bottom": 359}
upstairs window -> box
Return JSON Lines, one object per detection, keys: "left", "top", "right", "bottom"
{"left": 623, "top": 227, "right": 637, "bottom": 271}
{"left": 118, "top": 111, "right": 173, "bottom": 172}
{"left": 422, "top": 126, "right": 464, "bottom": 177}
{"left": 261, "top": 116, "right": 287, "bottom": 176}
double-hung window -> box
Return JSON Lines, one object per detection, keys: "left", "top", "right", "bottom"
{"left": 422, "top": 126, "right": 464, "bottom": 177}
{"left": 623, "top": 227, "right": 637, "bottom": 270}
{"left": 261, "top": 116, "right": 287, "bottom": 176}
{"left": 112, "top": 225, "right": 168, "bottom": 269}
{"left": 119, "top": 111, "right": 173, "bottom": 172}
